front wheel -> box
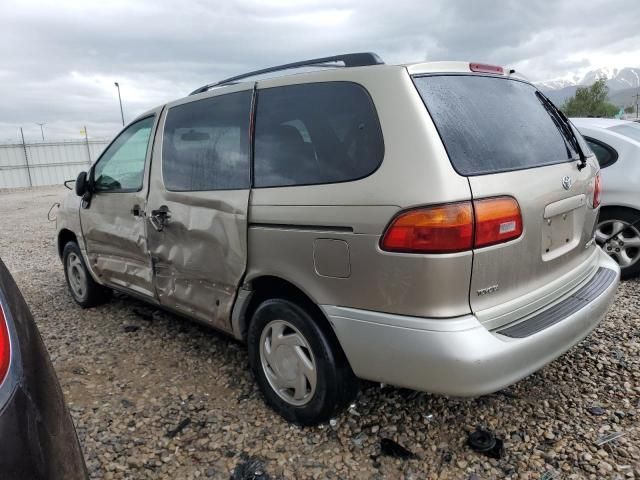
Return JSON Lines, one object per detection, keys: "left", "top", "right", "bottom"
{"left": 595, "top": 208, "right": 640, "bottom": 279}
{"left": 62, "top": 242, "right": 111, "bottom": 308}
{"left": 247, "top": 298, "right": 358, "bottom": 426}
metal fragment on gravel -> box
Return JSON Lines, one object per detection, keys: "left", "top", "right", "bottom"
{"left": 595, "top": 431, "right": 626, "bottom": 446}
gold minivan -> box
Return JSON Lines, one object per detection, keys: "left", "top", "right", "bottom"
{"left": 56, "top": 53, "right": 620, "bottom": 425}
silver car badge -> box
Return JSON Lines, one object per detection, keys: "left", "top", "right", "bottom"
{"left": 561, "top": 175, "right": 572, "bottom": 190}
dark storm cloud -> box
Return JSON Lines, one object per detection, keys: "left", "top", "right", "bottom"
{"left": 1, "top": 0, "right": 639, "bottom": 141}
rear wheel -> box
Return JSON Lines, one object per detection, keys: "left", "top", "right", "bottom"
{"left": 63, "top": 242, "right": 111, "bottom": 307}
{"left": 247, "top": 298, "right": 358, "bottom": 426}
{"left": 595, "top": 208, "right": 640, "bottom": 279}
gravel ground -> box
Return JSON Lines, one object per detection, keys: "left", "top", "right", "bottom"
{"left": 1, "top": 186, "right": 639, "bottom": 480}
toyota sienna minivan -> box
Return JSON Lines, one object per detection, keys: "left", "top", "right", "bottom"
{"left": 56, "top": 53, "right": 620, "bottom": 425}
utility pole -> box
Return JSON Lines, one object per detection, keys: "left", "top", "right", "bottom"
{"left": 35, "top": 122, "right": 45, "bottom": 141}
{"left": 114, "top": 82, "right": 125, "bottom": 126}
{"left": 19, "top": 127, "right": 33, "bottom": 187}
{"left": 82, "top": 126, "right": 92, "bottom": 165}
{"left": 634, "top": 91, "right": 640, "bottom": 119}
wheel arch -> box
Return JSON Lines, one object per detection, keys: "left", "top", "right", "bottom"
{"left": 599, "top": 204, "right": 640, "bottom": 217}
{"left": 233, "top": 274, "right": 339, "bottom": 347}
{"left": 57, "top": 228, "right": 79, "bottom": 259}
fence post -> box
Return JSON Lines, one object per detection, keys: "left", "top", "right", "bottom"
{"left": 19, "top": 127, "right": 33, "bottom": 187}
{"left": 84, "top": 125, "right": 92, "bottom": 165}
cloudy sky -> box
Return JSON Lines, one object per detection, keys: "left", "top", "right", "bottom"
{"left": 2, "top": 0, "right": 639, "bottom": 142}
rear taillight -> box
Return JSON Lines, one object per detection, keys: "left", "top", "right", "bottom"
{"left": 474, "top": 197, "right": 523, "bottom": 248}
{"left": 469, "top": 63, "right": 504, "bottom": 75}
{"left": 593, "top": 173, "right": 602, "bottom": 208}
{"left": 381, "top": 197, "right": 522, "bottom": 253}
{"left": 380, "top": 202, "right": 474, "bottom": 253}
{"left": 0, "top": 305, "right": 9, "bottom": 385}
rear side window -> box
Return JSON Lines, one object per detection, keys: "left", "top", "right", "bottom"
{"left": 162, "top": 91, "right": 252, "bottom": 191}
{"left": 254, "top": 82, "right": 384, "bottom": 187}
{"left": 413, "top": 75, "right": 574, "bottom": 176}
{"left": 585, "top": 137, "right": 618, "bottom": 168}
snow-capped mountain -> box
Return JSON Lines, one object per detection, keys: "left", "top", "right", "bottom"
{"left": 537, "top": 67, "right": 640, "bottom": 92}
{"left": 536, "top": 78, "right": 577, "bottom": 91}
{"left": 536, "top": 66, "right": 640, "bottom": 106}
{"left": 580, "top": 67, "right": 640, "bottom": 90}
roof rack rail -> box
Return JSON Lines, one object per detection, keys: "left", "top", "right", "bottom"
{"left": 189, "top": 52, "right": 384, "bottom": 95}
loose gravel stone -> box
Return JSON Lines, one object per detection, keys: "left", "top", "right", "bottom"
{"left": 1, "top": 186, "right": 639, "bottom": 479}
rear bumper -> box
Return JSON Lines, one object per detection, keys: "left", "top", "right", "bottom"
{"left": 322, "top": 249, "right": 620, "bottom": 396}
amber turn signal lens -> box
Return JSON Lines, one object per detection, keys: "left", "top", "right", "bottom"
{"left": 381, "top": 202, "right": 474, "bottom": 253}
{"left": 381, "top": 197, "right": 523, "bottom": 254}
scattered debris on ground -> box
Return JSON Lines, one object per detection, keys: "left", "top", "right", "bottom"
{"left": 467, "top": 428, "right": 505, "bottom": 459}
{"left": 3, "top": 186, "right": 639, "bottom": 479}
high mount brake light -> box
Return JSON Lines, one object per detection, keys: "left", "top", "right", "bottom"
{"left": 593, "top": 173, "right": 602, "bottom": 208}
{"left": 469, "top": 63, "right": 504, "bottom": 75}
{"left": 381, "top": 197, "right": 522, "bottom": 253}
{"left": 0, "top": 304, "right": 9, "bottom": 385}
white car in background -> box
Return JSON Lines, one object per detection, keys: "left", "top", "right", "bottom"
{"left": 572, "top": 118, "right": 640, "bottom": 278}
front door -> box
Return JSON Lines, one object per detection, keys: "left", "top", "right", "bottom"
{"left": 80, "top": 114, "right": 158, "bottom": 297}
{"left": 145, "top": 85, "right": 253, "bottom": 331}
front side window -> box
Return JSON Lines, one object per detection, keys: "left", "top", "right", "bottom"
{"left": 254, "top": 82, "right": 384, "bottom": 187}
{"left": 162, "top": 91, "right": 252, "bottom": 191}
{"left": 93, "top": 116, "right": 154, "bottom": 192}
{"left": 585, "top": 137, "right": 618, "bottom": 168}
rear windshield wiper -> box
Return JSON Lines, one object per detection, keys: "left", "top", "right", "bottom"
{"left": 536, "top": 92, "right": 587, "bottom": 170}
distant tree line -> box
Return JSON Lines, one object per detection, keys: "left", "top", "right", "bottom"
{"left": 560, "top": 79, "right": 622, "bottom": 118}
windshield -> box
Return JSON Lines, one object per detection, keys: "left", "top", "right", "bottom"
{"left": 609, "top": 123, "right": 640, "bottom": 144}
{"left": 413, "top": 75, "right": 578, "bottom": 175}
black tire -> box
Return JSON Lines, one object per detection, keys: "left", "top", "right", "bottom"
{"left": 247, "top": 298, "right": 358, "bottom": 426}
{"left": 597, "top": 207, "right": 640, "bottom": 280}
{"left": 62, "top": 241, "right": 111, "bottom": 308}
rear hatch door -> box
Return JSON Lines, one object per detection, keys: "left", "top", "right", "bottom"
{"left": 414, "top": 73, "right": 600, "bottom": 327}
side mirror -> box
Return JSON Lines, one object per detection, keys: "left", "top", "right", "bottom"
{"left": 75, "top": 171, "right": 89, "bottom": 197}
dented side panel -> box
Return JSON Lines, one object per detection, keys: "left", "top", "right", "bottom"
{"left": 146, "top": 190, "right": 249, "bottom": 331}
{"left": 78, "top": 111, "right": 161, "bottom": 298}
{"left": 145, "top": 84, "right": 253, "bottom": 332}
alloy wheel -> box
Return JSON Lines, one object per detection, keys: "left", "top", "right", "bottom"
{"left": 595, "top": 219, "right": 640, "bottom": 269}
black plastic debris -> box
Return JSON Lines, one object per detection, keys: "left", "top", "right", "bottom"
{"left": 588, "top": 406, "right": 606, "bottom": 416}
{"left": 166, "top": 418, "right": 191, "bottom": 438}
{"left": 467, "top": 428, "right": 504, "bottom": 459}
{"left": 497, "top": 388, "right": 519, "bottom": 399}
{"left": 380, "top": 438, "right": 416, "bottom": 459}
{"left": 123, "top": 324, "right": 140, "bottom": 333}
{"left": 133, "top": 308, "right": 154, "bottom": 321}
{"left": 231, "top": 455, "right": 270, "bottom": 480}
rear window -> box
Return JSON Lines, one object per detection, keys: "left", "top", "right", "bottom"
{"left": 413, "top": 75, "right": 575, "bottom": 176}
{"left": 609, "top": 123, "right": 640, "bottom": 144}
{"left": 254, "top": 82, "right": 384, "bottom": 187}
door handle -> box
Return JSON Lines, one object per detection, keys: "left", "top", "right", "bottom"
{"left": 131, "top": 204, "right": 142, "bottom": 217}
{"left": 149, "top": 205, "right": 171, "bottom": 232}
